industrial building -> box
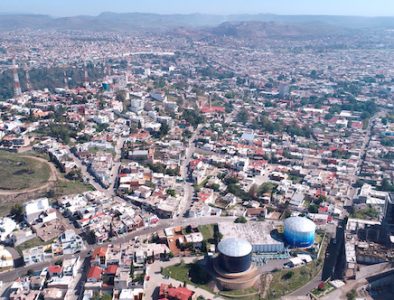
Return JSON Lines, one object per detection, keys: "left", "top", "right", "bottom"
{"left": 284, "top": 216, "right": 316, "bottom": 248}
{"left": 218, "top": 222, "right": 285, "bottom": 253}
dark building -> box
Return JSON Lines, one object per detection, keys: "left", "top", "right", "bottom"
{"left": 217, "top": 238, "right": 252, "bottom": 273}
{"left": 384, "top": 193, "right": 394, "bottom": 226}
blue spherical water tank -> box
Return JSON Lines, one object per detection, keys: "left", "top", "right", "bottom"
{"left": 284, "top": 217, "right": 316, "bottom": 248}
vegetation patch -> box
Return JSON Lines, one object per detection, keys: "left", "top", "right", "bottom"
{"left": 50, "top": 178, "right": 95, "bottom": 198}
{"left": 198, "top": 224, "right": 215, "bottom": 241}
{"left": 264, "top": 233, "right": 328, "bottom": 299}
{"left": 220, "top": 287, "right": 259, "bottom": 300}
{"left": 163, "top": 262, "right": 213, "bottom": 292}
{"left": 311, "top": 281, "right": 335, "bottom": 298}
{"left": 0, "top": 151, "right": 51, "bottom": 190}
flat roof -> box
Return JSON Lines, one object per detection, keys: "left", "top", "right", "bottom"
{"left": 218, "top": 221, "right": 283, "bottom": 247}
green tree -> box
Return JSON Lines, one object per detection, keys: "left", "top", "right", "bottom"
{"left": 211, "top": 183, "right": 220, "bottom": 192}
{"left": 116, "top": 90, "right": 127, "bottom": 102}
{"left": 282, "top": 270, "right": 294, "bottom": 280}
{"left": 308, "top": 204, "right": 319, "bottom": 214}
{"left": 346, "top": 289, "right": 356, "bottom": 300}
{"left": 182, "top": 109, "right": 204, "bottom": 128}
{"left": 166, "top": 189, "right": 176, "bottom": 197}
{"left": 234, "top": 216, "right": 247, "bottom": 223}
{"left": 159, "top": 123, "right": 170, "bottom": 137}
{"left": 65, "top": 168, "right": 83, "bottom": 181}
{"left": 236, "top": 109, "right": 249, "bottom": 124}
{"left": 10, "top": 204, "right": 24, "bottom": 222}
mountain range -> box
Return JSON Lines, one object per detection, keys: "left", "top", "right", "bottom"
{"left": 1, "top": 12, "right": 394, "bottom": 33}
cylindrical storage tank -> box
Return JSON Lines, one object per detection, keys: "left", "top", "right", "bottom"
{"left": 218, "top": 238, "right": 252, "bottom": 273}
{"left": 284, "top": 217, "right": 316, "bottom": 248}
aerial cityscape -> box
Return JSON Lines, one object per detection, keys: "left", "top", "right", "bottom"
{"left": 0, "top": 1, "right": 394, "bottom": 300}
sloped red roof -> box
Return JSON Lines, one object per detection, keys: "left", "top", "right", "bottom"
{"left": 92, "top": 247, "right": 107, "bottom": 259}
{"left": 104, "top": 264, "right": 118, "bottom": 275}
{"left": 167, "top": 287, "right": 194, "bottom": 300}
{"left": 87, "top": 266, "right": 102, "bottom": 280}
{"left": 48, "top": 265, "right": 62, "bottom": 274}
{"left": 159, "top": 284, "right": 194, "bottom": 300}
{"left": 200, "top": 106, "right": 225, "bottom": 113}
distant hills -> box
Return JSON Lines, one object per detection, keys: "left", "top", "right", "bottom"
{"left": 1, "top": 13, "right": 394, "bottom": 32}
{"left": 207, "top": 21, "right": 347, "bottom": 39}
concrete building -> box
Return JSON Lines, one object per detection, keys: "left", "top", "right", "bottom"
{"left": 219, "top": 222, "right": 285, "bottom": 253}
{"left": 130, "top": 98, "right": 145, "bottom": 114}
{"left": 25, "top": 198, "right": 50, "bottom": 224}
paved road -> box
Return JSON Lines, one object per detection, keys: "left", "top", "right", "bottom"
{"left": 321, "top": 264, "right": 394, "bottom": 300}
{"left": 109, "top": 136, "right": 125, "bottom": 191}
{"left": 68, "top": 148, "right": 106, "bottom": 193}
{"left": 356, "top": 112, "right": 383, "bottom": 178}
{"left": 0, "top": 216, "right": 235, "bottom": 283}
{"left": 289, "top": 269, "right": 323, "bottom": 297}
{"left": 177, "top": 124, "right": 202, "bottom": 217}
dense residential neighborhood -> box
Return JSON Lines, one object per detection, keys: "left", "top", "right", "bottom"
{"left": 0, "top": 7, "right": 393, "bottom": 300}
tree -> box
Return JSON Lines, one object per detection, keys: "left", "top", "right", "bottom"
{"left": 10, "top": 204, "right": 24, "bottom": 222}
{"left": 213, "top": 227, "right": 223, "bottom": 245}
{"left": 92, "top": 292, "right": 112, "bottom": 300}
{"left": 346, "top": 289, "right": 356, "bottom": 300}
{"left": 224, "top": 176, "right": 238, "bottom": 185}
{"left": 211, "top": 183, "right": 220, "bottom": 192}
{"left": 65, "top": 168, "right": 83, "bottom": 181}
{"left": 201, "top": 240, "right": 208, "bottom": 253}
{"left": 324, "top": 113, "right": 334, "bottom": 120}
{"left": 159, "top": 123, "right": 170, "bottom": 137}
{"left": 258, "top": 182, "right": 277, "bottom": 196}
{"left": 46, "top": 189, "right": 55, "bottom": 198}
{"left": 234, "top": 216, "right": 247, "bottom": 223}
{"left": 380, "top": 179, "right": 394, "bottom": 192}
{"left": 236, "top": 109, "right": 249, "bottom": 124}
{"left": 282, "top": 271, "right": 294, "bottom": 280}
{"left": 182, "top": 109, "right": 204, "bottom": 128}
{"left": 248, "top": 184, "right": 258, "bottom": 199}
{"left": 129, "top": 263, "right": 135, "bottom": 279}
{"left": 44, "top": 122, "right": 71, "bottom": 144}
{"left": 116, "top": 90, "right": 127, "bottom": 102}
{"left": 54, "top": 259, "right": 63, "bottom": 266}
{"left": 166, "top": 189, "right": 176, "bottom": 197}
{"left": 308, "top": 204, "right": 319, "bottom": 214}
{"left": 224, "top": 101, "right": 234, "bottom": 113}
{"left": 96, "top": 123, "right": 109, "bottom": 132}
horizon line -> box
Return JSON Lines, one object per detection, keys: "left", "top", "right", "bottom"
{"left": 0, "top": 11, "right": 394, "bottom": 18}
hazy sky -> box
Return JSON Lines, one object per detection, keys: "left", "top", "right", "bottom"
{"left": 0, "top": 0, "right": 394, "bottom": 17}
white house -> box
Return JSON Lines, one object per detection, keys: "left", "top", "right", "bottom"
{"left": 25, "top": 198, "right": 50, "bottom": 224}
{"left": 59, "top": 230, "right": 84, "bottom": 255}
{"left": 0, "top": 217, "right": 16, "bottom": 242}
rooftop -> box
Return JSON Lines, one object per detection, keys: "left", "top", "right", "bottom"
{"left": 218, "top": 221, "right": 284, "bottom": 249}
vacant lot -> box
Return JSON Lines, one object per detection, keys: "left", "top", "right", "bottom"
{"left": 0, "top": 151, "right": 51, "bottom": 190}
{"left": 163, "top": 262, "right": 213, "bottom": 292}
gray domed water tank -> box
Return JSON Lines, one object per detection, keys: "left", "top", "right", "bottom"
{"left": 218, "top": 238, "right": 252, "bottom": 273}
